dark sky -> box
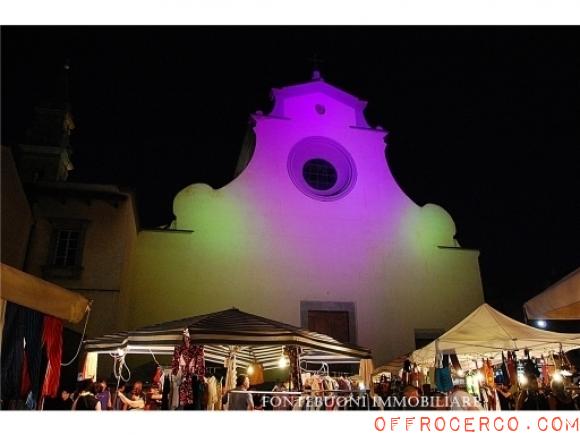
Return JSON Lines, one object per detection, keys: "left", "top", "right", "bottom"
{"left": 2, "top": 26, "right": 579, "bottom": 318}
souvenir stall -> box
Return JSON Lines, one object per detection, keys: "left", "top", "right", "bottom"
{"left": 410, "top": 303, "right": 580, "bottom": 410}
{"left": 0, "top": 263, "right": 91, "bottom": 410}
{"left": 84, "top": 308, "right": 373, "bottom": 410}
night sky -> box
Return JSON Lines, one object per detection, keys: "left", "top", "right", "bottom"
{"left": 2, "top": 26, "right": 579, "bottom": 318}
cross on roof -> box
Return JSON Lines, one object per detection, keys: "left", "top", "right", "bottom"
{"left": 307, "top": 54, "right": 325, "bottom": 80}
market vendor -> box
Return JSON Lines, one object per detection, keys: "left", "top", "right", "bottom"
{"left": 226, "top": 375, "right": 254, "bottom": 411}
{"left": 117, "top": 381, "right": 146, "bottom": 410}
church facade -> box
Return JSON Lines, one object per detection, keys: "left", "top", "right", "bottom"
{"left": 121, "top": 74, "right": 484, "bottom": 365}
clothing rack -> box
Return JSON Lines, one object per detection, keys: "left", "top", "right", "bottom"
{"left": 299, "top": 361, "right": 330, "bottom": 375}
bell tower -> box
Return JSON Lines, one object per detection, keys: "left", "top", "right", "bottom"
{"left": 16, "top": 60, "right": 75, "bottom": 183}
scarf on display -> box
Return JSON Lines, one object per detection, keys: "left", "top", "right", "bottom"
{"left": 41, "top": 316, "right": 64, "bottom": 398}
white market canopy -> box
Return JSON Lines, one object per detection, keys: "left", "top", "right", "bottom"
{"left": 84, "top": 308, "right": 372, "bottom": 370}
{"left": 524, "top": 267, "right": 580, "bottom": 321}
{"left": 411, "top": 303, "right": 580, "bottom": 368}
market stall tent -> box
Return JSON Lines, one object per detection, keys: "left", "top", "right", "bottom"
{"left": 524, "top": 267, "right": 580, "bottom": 321}
{"left": 411, "top": 303, "right": 580, "bottom": 368}
{"left": 84, "top": 308, "right": 372, "bottom": 370}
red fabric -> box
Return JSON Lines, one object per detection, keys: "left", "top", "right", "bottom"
{"left": 20, "top": 351, "right": 31, "bottom": 398}
{"left": 41, "top": 316, "right": 63, "bottom": 398}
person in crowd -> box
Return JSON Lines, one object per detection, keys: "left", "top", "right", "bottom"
{"left": 117, "top": 381, "right": 146, "bottom": 410}
{"left": 96, "top": 380, "right": 112, "bottom": 410}
{"left": 271, "top": 379, "right": 291, "bottom": 411}
{"left": 226, "top": 375, "right": 254, "bottom": 410}
{"left": 449, "top": 383, "right": 483, "bottom": 410}
{"left": 57, "top": 389, "right": 74, "bottom": 410}
{"left": 496, "top": 384, "right": 515, "bottom": 410}
{"left": 516, "top": 375, "right": 550, "bottom": 410}
{"left": 72, "top": 380, "right": 101, "bottom": 411}
{"left": 401, "top": 385, "right": 422, "bottom": 410}
{"left": 548, "top": 380, "right": 576, "bottom": 410}
{"left": 145, "top": 385, "right": 163, "bottom": 410}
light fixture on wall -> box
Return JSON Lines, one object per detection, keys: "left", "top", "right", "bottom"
{"left": 247, "top": 363, "right": 255, "bottom": 375}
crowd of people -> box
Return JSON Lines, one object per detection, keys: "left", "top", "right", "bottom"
{"left": 44, "top": 374, "right": 259, "bottom": 411}
{"left": 44, "top": 378, "right": 146, "bottom": 411}
{"left": 374, "top": 373, "right": 579, "bottom": 411}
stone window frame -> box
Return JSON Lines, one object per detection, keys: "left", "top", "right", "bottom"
{"left": 43, "top": 218, "right": 89, "bottom": 280}
{"left": 300, "top": 300, "right": 357, "bottom": 345}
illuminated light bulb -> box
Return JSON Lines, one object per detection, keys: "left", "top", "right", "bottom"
{"left": 359, "top": 383, "right": 365, "bottom": 390}
{"left": 476, "top": 372, "right": 485, "bottom": 382}
{"left": 278, "top": 355, "right": 289, "bottom": 368}
{"left": 247, "top": 364, "right": 254, "bottom": 375}
{"left": 456, "top": 369, "right": 464, "bottom": 377}
{"left": 536, "top": 320, "right": 547, "bottom": 328}
{"left": 553, "top": 372, "right": 563, "bottom": 383}
{"left": 518, "top": 374, "right": 528, "bottom": 386}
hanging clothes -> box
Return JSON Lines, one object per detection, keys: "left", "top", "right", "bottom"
{"left": 214, "top": 379, "right": 223, "bottom": 410}
{"left": 206, "top": 376, "right": 218, "bottom": 410}
{"left": 224, "top": 346, "right": 239, "bottom": 393}
{"left": 500, "top": 352, "right": 510, "bottom": 386}
{"left": 435, "top": 367, "right": 453, "bottom": 392}
{"left": 506, "top": 351, "right": 517, "bottom": 387}
{"left": 41, "top": 315, "right": 63, "bottom": 398}
{"left": 170, "top": 371, "right": 181, "bottom": 410}
{"left": 20, "top": 351, "right": 32, "bottom": 399}
{"left": 82, "top": 352, "right": 98, "bottom": 381}
{"left": 1, "top": 303, "right": 44, "bottom": 404}
{"left": 484, "top": 359, "right": 495, "bottom": 386}
{"left": 22, "top": 305, "right": 44, "bottom": 402}
{"left": 171, "top": 342, "right": 205, "bottom": 407}
{"left": 1, "top": 302, "right": 25, "bottom": 401}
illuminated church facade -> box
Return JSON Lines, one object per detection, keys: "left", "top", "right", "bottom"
{"left": 121, "top": 73, "right": 484, "bottom": 365}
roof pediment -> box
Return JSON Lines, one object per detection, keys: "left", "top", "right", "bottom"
{"left": 268, "top": 77, "right": 370, "bottom": 128}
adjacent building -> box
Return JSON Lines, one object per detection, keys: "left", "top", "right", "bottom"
{"left": 3, "top": 103, "right": 138, "bottom": 339}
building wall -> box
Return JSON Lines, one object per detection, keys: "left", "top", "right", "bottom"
{"left": 1, "top": 146, "right": 33, "bottom": 269}
{"left": 25, "top": 192, "right": 137, "bottom": 338}
{"left": 124, "top": 81, "right": 484, "bottom": 365}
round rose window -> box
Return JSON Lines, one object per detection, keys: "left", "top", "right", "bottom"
{"left": 288, "top": 136, "right": 356, "bottom": 201}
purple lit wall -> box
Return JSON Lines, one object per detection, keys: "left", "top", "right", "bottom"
{"left": 123, "top": 76, "right": 484, "bottom": 365}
